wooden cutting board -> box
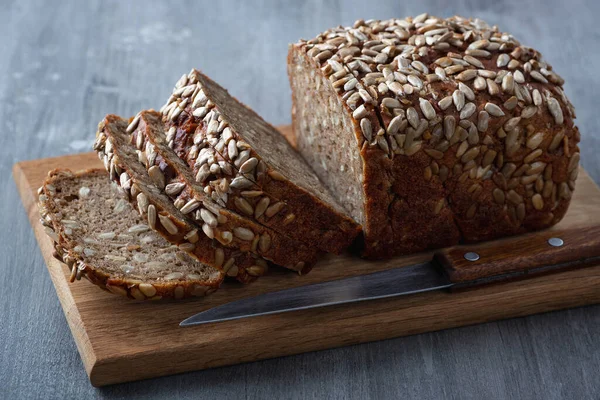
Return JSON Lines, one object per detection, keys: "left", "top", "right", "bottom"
{"left": 13, "top": 126, "right": 600, "bottom": 387}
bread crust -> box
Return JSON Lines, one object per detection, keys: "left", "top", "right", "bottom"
{"left": 288, "top": 15, "right": 579, "bottom": 258}
{"left": 38, "top": 169, "right": 224, "bottom": 300}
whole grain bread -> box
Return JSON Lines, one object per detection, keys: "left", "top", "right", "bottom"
{"left": 95, "top": 114, "right": 269, "bottom": 283}
{"left": 159, "top": 69, "right": 361, "bottom": 254}
{"left": 288, "top": 14, "right": 579, "bottom": 258}
{"left": 38, "top": 169, "right": 224, "bottom": 300}
{"left": 126, "top": 110, "right": 320, "bottom": 273}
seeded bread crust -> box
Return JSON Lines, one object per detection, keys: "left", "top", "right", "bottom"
{"left": 95, "top": 115, "right": 268, "bottom": 283}
{"left": 38, "top": 169, "right": 224, "bottom": 300}
{"left": 288, "top": 14, "right": 579, "bottom": 258}
{"left": 127, "top": 110, "right": 319, "bottom": 273}
{"left": 159, "top": 69, "right": 361, "bottom": 254}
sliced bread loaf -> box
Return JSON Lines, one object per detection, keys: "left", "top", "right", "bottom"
{"left": 288, "top": 15, "right": 579, "bottom": 258}
{"left": 159, "top": 69, "right": 361, "bottom": 254}
{"left": 127, "top": 110, "right": 319, "bottom": 273}
{"left": 37, "top": 169, "right": 224, "bottom": 300}
{"left": 95, "top": 114, "right": 268, "bottom": 283}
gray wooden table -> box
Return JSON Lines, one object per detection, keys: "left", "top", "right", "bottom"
{"left": 2, "top": 0, "right": 599, "bottom": 398}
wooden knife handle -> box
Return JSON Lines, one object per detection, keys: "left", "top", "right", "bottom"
{"left": 434, "top": 226, "right": 600, "bottom": 288}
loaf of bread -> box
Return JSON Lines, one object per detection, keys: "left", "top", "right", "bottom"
{"left": 288, "top": 14, "right": 579, "bottom": 258}
{"left": 159, "top": 69, "right": 362, "bottom": 254}
{"left": 37, "top": 14, "right": 582, "bottom": 300}
{"left": 38, "top": 169, "right": 223, "bottom": 300}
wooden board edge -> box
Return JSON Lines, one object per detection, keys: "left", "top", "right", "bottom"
{"left": 85, "top": 266, "right": 600, "bottom": 386}
{"left": 12, "top": 162, "right": 99, "bottom": 380}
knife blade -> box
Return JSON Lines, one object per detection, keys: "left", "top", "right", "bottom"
{"left": 181, "top": 226, "right": 600, "bottom": 327}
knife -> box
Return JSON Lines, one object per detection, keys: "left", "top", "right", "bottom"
{"left": 181, "top": 226, "right": 600, "bottom": 327}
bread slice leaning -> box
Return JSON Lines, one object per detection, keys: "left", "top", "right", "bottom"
{"left": 128, "top": 110, "right": 320, "bottom": 274}
{"left": 37, "top": 169, "right": 224, "bottom": 300}
{"left": 95, "top": 114, "right": 268, "bottom": 283}
{"left": 160, "top": 69, "right": 362, "bottom": 254}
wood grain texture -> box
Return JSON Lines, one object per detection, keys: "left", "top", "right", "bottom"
{"left": 12, "top": 150, "right": 600, "bottom": 387}
{"left": 2, "top": 0, "right": 600, "bottom": 398}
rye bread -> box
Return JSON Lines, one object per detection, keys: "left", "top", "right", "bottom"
{"left": 159, "top": 69, "right": 361, "bottom": 254}
{"left": 288, "top": 14, "right": 580, "bottom": 258}
{"left": 37, "top": 169, "right": 224, "bottom": 300}
{"left": 95, "top": 114, "right": 269, "bottom": 283}
{"left": 126, "top": 110, "right": 319, "bottom": 273}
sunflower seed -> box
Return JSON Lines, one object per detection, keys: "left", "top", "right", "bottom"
{"left": 458, "top": 82, "right": 475, "bottom": 100}
{"left": 230, "top": 176, "right": 253, "bottom": 189}
{"left": 461, "top": 147, "right": 480, "bottom": 163}
{"left": 503, "top": 96, "right": 518, "bottom": 111}
{"left": 148, "top": 166, "right": 166, "bottom": 190}
{"left": 547, "top": 98, "right": 564, "bottom": 125}
{"left": 201, "top": 223, "right": 215, "bottom": 239}
{"left": 456, "top": 141, "right": 469, "bottom": 158}
{"left": 568, "top": 153, "right": 580, "bottom": 172}
{"left": 136, "top": 192, "right": 149, "bottom": 214}
{"left": 158, "top": 215, "right": 178, "bottom": 235}
{"left": 504, "top": 117, "right": 521, "bottom": 131}
{"left": 234, "top": 197, "right": 254, "bottom": 216}
{"left": 424, "top": 148, "right": 444, "bottom": 160}
{"left": 477, "top": 111, "right": 489, "bottom": 132}
{"left": 128, "top": 224, "right": 150, "bottom": 234}
{"left": 493, "top": 188, "right": 505, "bottom": 204}
{"left": 254, "top": 197, "right": 270, "bottom": 219}
{"left": 452, "top": 90, "right": 465, "bottom": 111}
{"left": 473, "top": 76, "right": 486, "bottom": 91}
{"left": 407, "top": 107, "right": 419, "bottom": 129}
{"left": 353, "top": 105, "right": 368, "bottom": 119}
{"left": 382, "top": 98, "right": 401, "bottom": 109}
{"left": 419, "top": 98, "right": 436, "bottom": 120}
{"left": 530, "top": 70, "right": 548, "bottom": 83}
{"left": 502, "top": 73, "right": 514, "bottom": 93}
{"left": 533, "top": 89, "right": 542, "bottom": 106}
{"left": 507, "top": 190, "right": 523, "bottom": 205}
{"left": 460, "top": 102, "right": 476, "bottom": 119}
{"left": 233, "top": 227, "right": 255, "bottom": 241}
{"left": 438, "top": 96, "right": 453, "bottom": 110}
{"left": 180, "top": 199, "right": 200, "bottom": 214}
{"left": 224, "top": 262, "right": 238, "bottom": 277}
{"left": 521, "top": 106, "right": 537, "bottom": 119}
{"left": 482, "top": 103, "right": 503, "bottom": 117}
{"left": 200, "top": 208, "right": 218, "bottom": 228}
{"left": 456, "top": 69, "right": 478, "bottom": 81}
{"left": 387, "top": 115, "right": 403, "bottom": 135}
{"left": 444, "top": 116, "right": 455, "bottom": 139}
{"left": 126, "top": 114, "right": 141, "bottom": 133}
{"left": 531, "top": 194, "right": 544, "bottom": 210}
{"left": 265, "top": 201, "right": 285, "bottom": 218}
{"left": 482, "top": 150, "right": 497, "bottom": 167}
{"left": 240, "top": 157, "right": 259, "bottom": 174}
{"left": 360, "top": 118, "right": 373, "bottom": 141}
{"left": 165, "top": 182, "right": 186, "bottom": 196}
{"left": 487, "top": 79, "right": 500, "bottom": 96}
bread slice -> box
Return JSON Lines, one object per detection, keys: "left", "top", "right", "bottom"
{"left": 159, "top": 69, "right": 361, "bottom": 254}
{"left": 37, "top": 169, "right": 224, "bottom": 300}
{"left": 127, "top": 110, "right": 319, "bottom": 273}
{"left": 95, "top": 114, "right": 268, "bottom": 283}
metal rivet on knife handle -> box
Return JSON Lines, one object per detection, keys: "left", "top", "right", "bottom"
{"left": 464, "top": 252, "right": 480, "bottom": 262}
{"left": 548, "top": 237, "right": 564, "bottom": 247}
